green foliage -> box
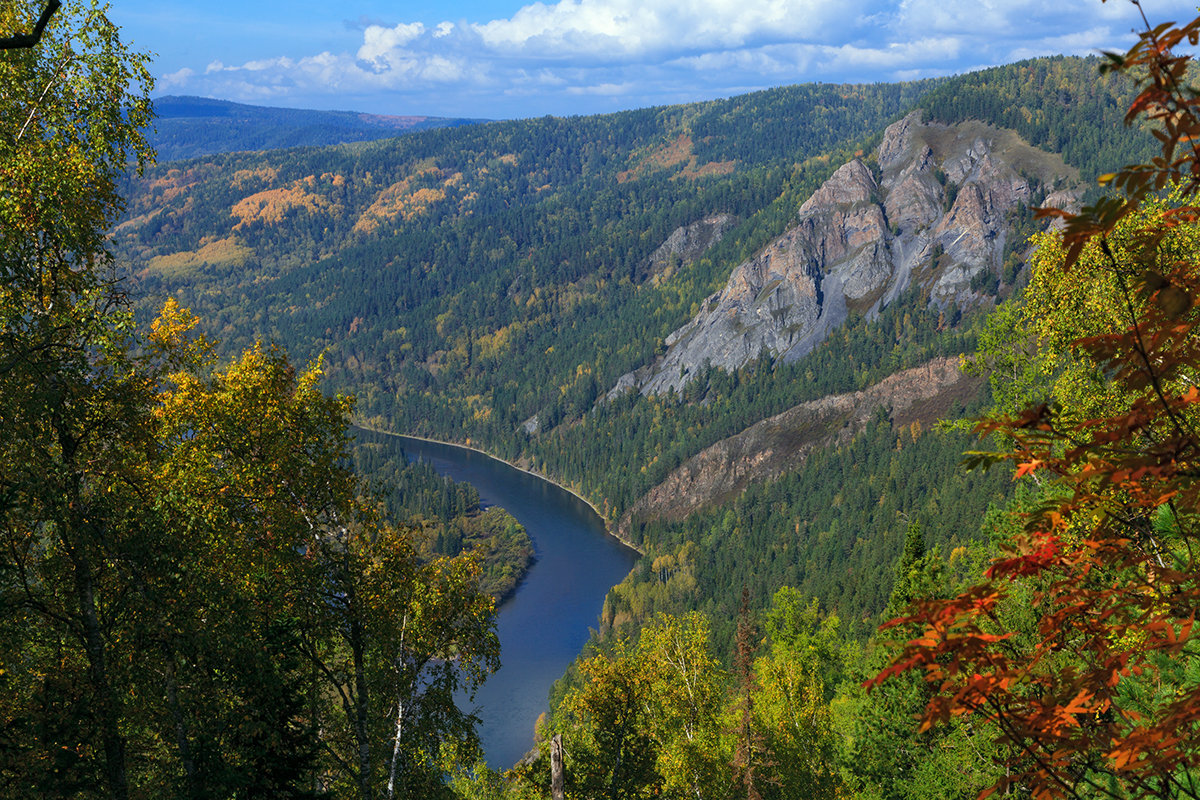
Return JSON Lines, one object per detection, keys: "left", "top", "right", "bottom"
{"left": 0, "top": 7, "right": 501, "bottom": 798}
{"left": 600, "top": 408, "right": 1011, "bottom": 657}
{"left": 915, "top": 55, "right": 1154, "bottom": 190}
{"left": 0, "top": 4, "right": 155, "bottom": 795}
{"left": 527, "top": 286, "right": 980, "bottom": 524}
{"left": 352, "top": 431, "right": 535, "bottom": 601}
{"left": 877, "top": 15, "right": 1200, "bottom": 796}
{"left": 114, "top": 78, "right": 945, "bottom": 468}
{"left": 53, "top": 28, "right": 1191, "bottom": 799}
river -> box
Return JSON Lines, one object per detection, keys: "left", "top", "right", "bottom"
{"left": 359, "top": 431, "right": 640, "bottom": 769}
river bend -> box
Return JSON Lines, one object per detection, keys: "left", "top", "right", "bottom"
{"left": 357, "top": 431, "right": 639, "bottom": 768}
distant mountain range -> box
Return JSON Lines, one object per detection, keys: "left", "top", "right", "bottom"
{"left": 147, "top": 95, "right": 486, "bottom": 160}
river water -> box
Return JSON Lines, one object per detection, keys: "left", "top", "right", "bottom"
{"left": 360, "top": 432, "right": 640, "bottom": 769}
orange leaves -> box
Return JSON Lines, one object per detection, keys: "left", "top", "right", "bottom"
{"left": 1014, "top": 460, "right": 1043, "bottom": 479}
{"left": 986, "top": 533, "right": 1062, "bottom": 580}
{"left": 230, "top": 175, "right": 339, "bottom": 229}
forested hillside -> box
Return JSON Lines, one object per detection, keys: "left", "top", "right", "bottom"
{"left": 10, "top": 0, "right": 1200, "bottom": 792}
{"left": 100, "top": 38, "right": 1200, "bottom": 799}
{"left": 1, "top": 7, "right": 502, "bottom": 796}
{"left": 352, "top": 430, "right": 534, "bottom": 601}
{"left": 112, "top": 52, "right": 1158, "bottom": 653}
{"left": 118, "top": 58, "right": 1146, "bottom": 468}
{"left": 149, "top": 95, "right": 484, "bottom": 160}
{"left": 116, "top": 79, "right": 937, "bottom": 436}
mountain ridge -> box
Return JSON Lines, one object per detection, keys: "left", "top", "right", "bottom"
{"left": 620, "top": 355, "right": 983, "bottom": 534}
{"left": 609, "top": 110, "right": 1079, "bottom": 397}
{"left": 148, "top": 94, "right": 485, "bottom": 160}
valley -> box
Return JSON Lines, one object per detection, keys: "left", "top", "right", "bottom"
{"left": 110, "top": 51, "right": 1159, "bottom": 735}
{"left": 9, "top": 6, "right": 1196, "bottom": 792}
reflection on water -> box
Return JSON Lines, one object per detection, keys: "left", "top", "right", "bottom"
{"left": 356, "top": 430, "right": 639, "bottom": 768}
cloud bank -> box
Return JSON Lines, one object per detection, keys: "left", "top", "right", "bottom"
{"left": 155, "top": 0, "right": 1199, "bottom": 118}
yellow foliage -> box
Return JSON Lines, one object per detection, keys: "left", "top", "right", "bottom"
{"left": 148, "top": 299, "right": 211, "bottom": 363}
{"left": 1021, "top": 195, "right": 1200, "bottom": 423}
{"left": 620, "top": 134, "right": 738, "bottom": 182}
{"left": 229, "top": 165, "right": 279, "bottom": 189}
{"left": 144, "top": 166, "right": 211, "bottom": 204}
{"left": 681, "top": 159, "right": 737, "bottom": 179}
{"left": 353, "top": 170, "right": 449, "bottom": 234}
{"left": 474, "top": 323, "right": 519, "bottom": 360}
{"left": 231, "top": 175, "right": 339, "bottom": 229}
{"left": 145, "top": 237, "right": 254, "bottom": 279}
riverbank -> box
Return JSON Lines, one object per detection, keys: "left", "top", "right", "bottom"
{"left": 353, "top": 425, "right": 645, "bottom": 556}
{"left": 352, "top": 426, "right": 643, "bottom": 766}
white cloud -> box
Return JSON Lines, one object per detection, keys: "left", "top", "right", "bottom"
{"left": 154, "top": 0, "right": 1200, "bottom": 118}
{"left": 567, "top": 81, "right": 633, "bottom": 95}
{"left": 160, "top": 66, "right": 194, "bottom": 88}
{"left": 1005, "top": 26, "right": 1120, "bottom": 62}
{"left": 358, "top": 22, "right": 426, "bottom": 64}
{"left": 471, "top": 0, "right": 861, "bottom": 59}
{"left": 242, "top": 57, "right": 293, "bottom": 72}
{"left": 828, "top": 37, "right": 964, "bottom": 70}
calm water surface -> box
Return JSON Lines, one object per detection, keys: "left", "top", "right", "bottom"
{"left": 359, "top": 431, "right": 639, "bottom": 768}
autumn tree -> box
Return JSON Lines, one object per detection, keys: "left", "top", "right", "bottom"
{"left": 0, "top": 4, "right": 499, "bottom": 798}
{"left": 0, "top": 1, "right": 152, "bottom": 795}
{"left": 750, "top": 588, "right": 841, "bottom": 800}
{"left": 551, "top": 613, "right": 732, "bottom": 800}
{"left": 874, "top": 5, "right": 1200, "bottom": 797}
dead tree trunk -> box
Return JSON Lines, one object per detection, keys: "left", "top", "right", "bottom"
{"left": 551, "top": 734, "right": 565, "bottom": 800}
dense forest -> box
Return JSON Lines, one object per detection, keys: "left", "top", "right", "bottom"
{"left": 6, "top": 0, "right": 1200, "bottom": 798}
{"left": 110, "top": 52, "right": 1156, "bottom": 644}
{"left": 352, "top": 430, "right": 534, "bottom": 601}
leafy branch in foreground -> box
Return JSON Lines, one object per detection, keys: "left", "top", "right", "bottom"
{"left": 0, "top": 3, "right": 498, "bottom": 798}
{"left": 873, "top": 3, "right": 1200, "bottom": 798}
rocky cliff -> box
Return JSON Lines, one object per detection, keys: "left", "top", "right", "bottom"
{"left": 610, "top": 111, "right": 1078, "bottom": 398}
{"left": 635, "top": 213, "right": 738, "bottom": 284}
{"left": 620, "top": 356, "right": 982, "bottom": 533}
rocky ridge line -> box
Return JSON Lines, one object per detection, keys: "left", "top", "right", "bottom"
{"left": 609, "top": 111, "right": 1078, "bottom": 398}
{"left": 619, "top": 356, "right": 983, "bottom": 535}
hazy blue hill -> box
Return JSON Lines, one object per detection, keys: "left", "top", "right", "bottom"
{"left": 148, "top": 95, "right": 486, "bottom": 160}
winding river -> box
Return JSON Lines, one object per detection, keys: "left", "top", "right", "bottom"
{"left": 360, "top": 431, "right": 640, "bottom": 768}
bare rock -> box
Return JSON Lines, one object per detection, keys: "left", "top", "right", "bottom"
{"left": 621, "top": 357, "right": 982, "bottom": 531}
{"left": 607, "top": 112, "right": 1081, "bottom": 400}
{"left": 633, "top": 160, "right": 882, "bottom": 396}
{"left": 638, "top": 213, "right": 737, "bottom": 283}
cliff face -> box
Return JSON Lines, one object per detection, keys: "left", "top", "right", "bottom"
{"left": 620, "top": 357, "right": 982, "bottom": 533}
{"left": 611, "top": 111, "right": 1078, "bottom": 398}
{"left": 636, "top": 213, "right": 737, "bottom": 284}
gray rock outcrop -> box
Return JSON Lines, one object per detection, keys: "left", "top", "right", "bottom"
{"left": 610, "top": 111, "right": 1079, "bottom": 398}
{"left": 637, "top": 213, "right": 737, "bottom": 283}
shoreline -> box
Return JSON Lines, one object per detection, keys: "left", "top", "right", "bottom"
{"left": 353, "top": 424, "right": 645, "bottom": 556}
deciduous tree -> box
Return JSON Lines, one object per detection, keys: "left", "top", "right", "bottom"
{"left": 874, "top": 6, "right": 1200, "bottom": 797}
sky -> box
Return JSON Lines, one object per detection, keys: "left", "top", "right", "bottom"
{"left": 104, "top": 0, "right": 1200, "bottom": 120}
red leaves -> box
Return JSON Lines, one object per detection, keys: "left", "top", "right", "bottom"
{"left": 864, "top": 9, "right": 1200, "bottom": 797}
{"left": 986, "top": 533, "right": 1061, "bottom": 580}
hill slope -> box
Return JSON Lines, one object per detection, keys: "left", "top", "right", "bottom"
{"left": 115, "top": 55, "right": 1153, "bottom": 638}
{"left": 148, "top": 95, "right": 484, "bottom": 159}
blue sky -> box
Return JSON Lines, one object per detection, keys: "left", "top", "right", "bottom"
{"left": 105, "top": 0, "right": 1200, "bottom": 120}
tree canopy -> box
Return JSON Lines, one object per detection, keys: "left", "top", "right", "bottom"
{"left": 0, "top": 4, "right": 498, "bottom": 798}
{"left": 874, "top": 9, "right": 1200, "bottom": 798}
